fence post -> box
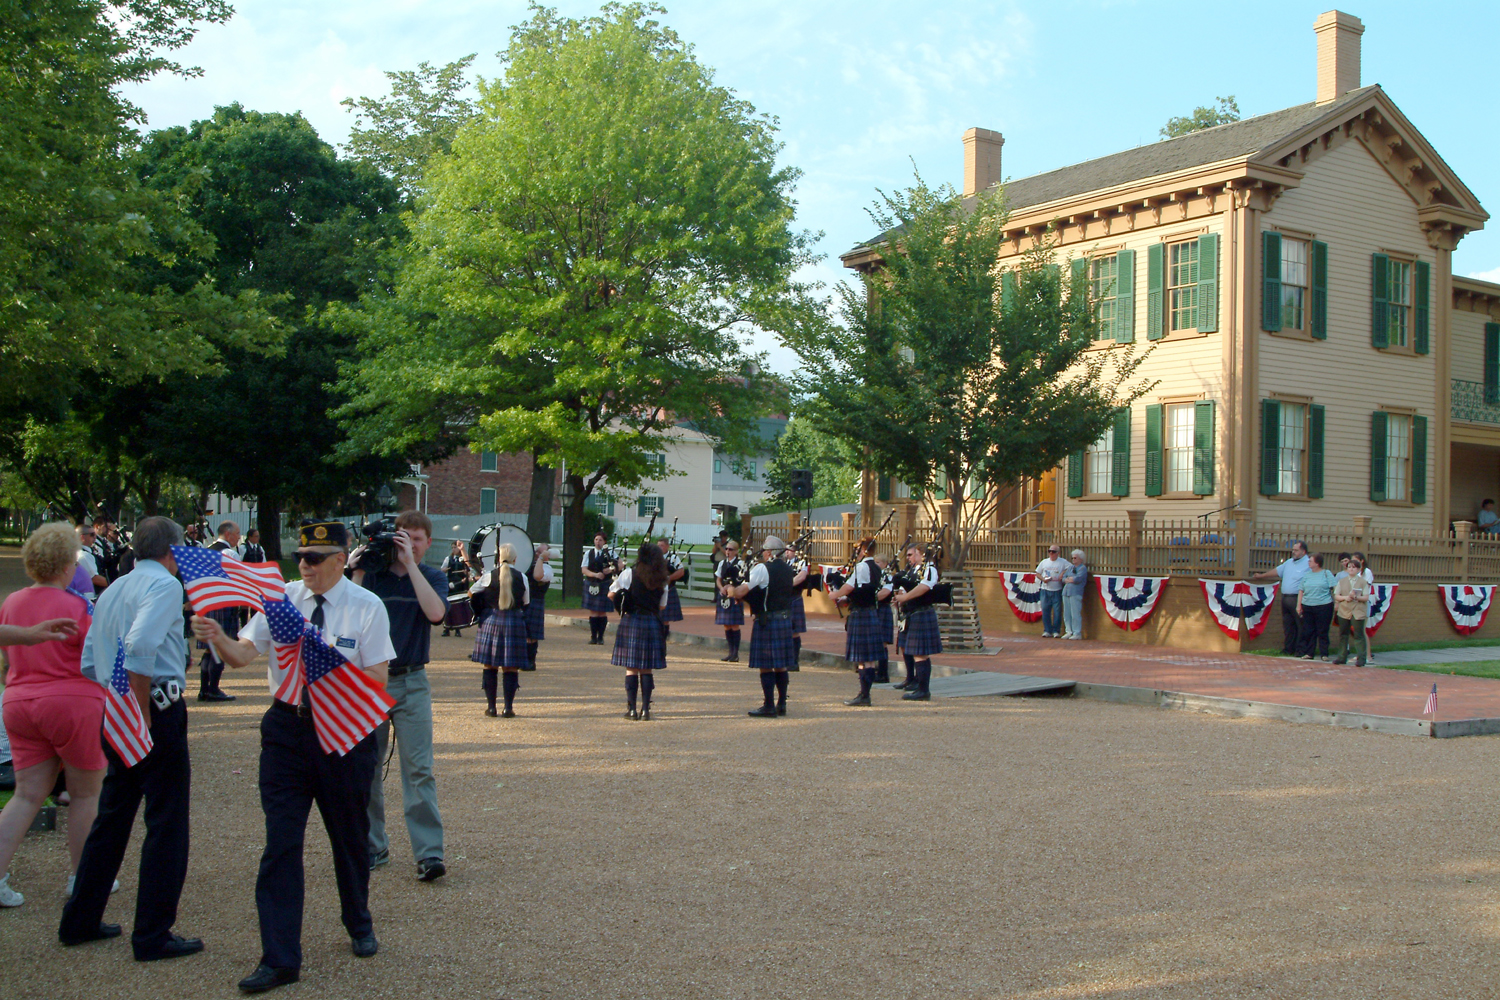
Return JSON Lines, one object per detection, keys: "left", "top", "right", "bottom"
{"left": 1455, "top": 520, "right": 1473, "bottom": 582}
{"left": 1231, "top": 506, "right": 1252, "bottom": 579}
{"left": 786, "top": 510, "right": 800, "bottom": 540}
{"left": 841, "top": 511, "right": 856, "bottom": 561}
{"left": 1026, "top": 510, "right": 1041, "bottom": 568}
{"left": 1352, "top": 516, "right": 1372, "bottom": 555}
{"left": 1127, "top": 510, "right": 1145, "bottom": 575}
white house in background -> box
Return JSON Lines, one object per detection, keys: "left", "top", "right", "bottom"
{"left": 584, "top": 423, "right": 716, "bottom": 525}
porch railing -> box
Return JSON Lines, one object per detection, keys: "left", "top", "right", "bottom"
{"left": 1452, "top": 379, "right": 1500, "bottom": 425}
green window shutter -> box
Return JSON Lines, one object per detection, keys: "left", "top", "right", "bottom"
{"left": 1371, "top": 253, "right": 1389, "bottom": 349}
{"left": 1196, "top": 233, "right": 1219, "bottom": 333}
{"left": 877, "top": 475, "right": 891, "bottom": 502}
{"left": 1067, "top": 452, "right": 1084, "bottom": 498}
{"left": 1485, "top": 322, "right": 1500, "bottom": 403}
{"left": 1260, "top": 398, "right": 1280, "bottom": 496}
{"left": 1310, "top": 240, "right": 1328, "bottom": 339}
{"left": 1413, "top": 260, "right": 1431, "bottom": 354}
{"left": 1001, "top": 271, "right": 1017, "bottom": 316}
{"left": 1144, "top": 404, "right": 1163, "bottom": 496}
{"left": 1192, "top": 400, "right": 1215, "bottom": 495}
{"left": 1146, "top": 244, "right": 1165, "bottom": 340}
{"left": 1261, "top": 231, "right": 1282, "bottom": 332}
{"left": 1115, "top": 249, "right": 1136, "bottom": 343}
{"left": 1412, "top": 414, "right": 1428, "bottom": 505}
{"left": 1308, "top": 404, "right": 1325, "bottom": 499}
{"left": 1370, "top": 411, "right": 1388, "bottom": 502}
{"left": 1070, "top": 257, "right": 1087, "bottom": 288}
{"left": 1111, "top": 408, "right": 1131, "bottom": 496}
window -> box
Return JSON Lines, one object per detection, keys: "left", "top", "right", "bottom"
{"left": 1385, "top": 412, "right": 1410, "bottom": 500}
{"left": 586, "top": 493, "right": 614, "bottom": 516}
{"left": 713, "top": 457, "right": 722, "bottom": 474}
{"left": 1086, "top": 427, "right": 1114, "bottom": 496}
{"left": 1277, "top": 403, "right": 1307, "bottom": 495}
{"left": 1168, "top": 241, "right": 1199, "bottom": 332}
{"left": 648, "top": 453, "right": 666, "bottom": 475}
{"left": 1091, "top": 255, "right": 1119, "bottom": 340}
{"left": 1280, "top": 239, "right": 1308, "bottom": 332}
{"left": 1386, "top": 259, "right": 1411, "bottom": 348}
{"left": 479, "top": 488, "right": 496, "bottom": 515}
{"left": 1165, "top": 403, "right": 1196, "bottom": 493}
{"left": 479, "top": 451, "right": 498, "bottom": 472}
{"left": 747, "top": 461, "right": 757, "bottom": 479}
{"left": 1370, "top": 410, "right": 1426, "bottom": 504}
{"left": 637, "top": 495, "right": 664, "bottom": 517}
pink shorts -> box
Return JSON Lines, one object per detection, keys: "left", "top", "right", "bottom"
{"left": 3, "top": 691, "right": 108, "bottom": 772}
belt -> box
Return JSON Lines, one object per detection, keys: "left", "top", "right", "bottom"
{"left": 150, "top": 680, "right": 184, "bottom": 711}
{"left": 755, "top": 610, "right": 791, "bottom": 623}
{"left": 386, "top": 663, "right": 426, "bottom": 678}
{"left": 272, "top": 700, "right": 314, "bottom": 719}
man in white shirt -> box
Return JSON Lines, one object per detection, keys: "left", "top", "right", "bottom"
{"left": 193, "top": 521, "right": 394, "bottom": 994}
{"left": 1035, "top": 545, "right": 1069, "bottom": 638}
{"left": 75, "top": 524, "right": 107, "bottom": 600}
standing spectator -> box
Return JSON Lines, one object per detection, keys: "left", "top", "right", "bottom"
{"left": 1035, "top": 544, "right": 1069, "bottom": 638}
{"left": 89, "top": 517, "right": 121, "bottom": 584}
{"left": 1295, "top": 554, "right": 1338, "bottom": 661}
{"left": 0, "top": 524, "right": 104, "bottom": 908}
{"left": 710, "top": 530, "right": 730, "bottom": 569}
{"left": 1480, "top": 499, "right": 1500, "bottom": 534}
{"left": 240, "top": 528, "right": 266, "bottom": 564}
{"left": 196, "top": 522, "right": 242, "bottom": 703}
{"left": 1351, "top": 552, "right": 1376, "bottom": 663}
{"left": 1062, "top": 549, "right": 1090, "bottom": 640}
{"left": 1252, "top": 540, "right": 1310, "bottom": 656}
{"left": 75, "top": 524, "right": 107, "bottom": 599}
{"left": 1332, "top": 555, "right": 1371, "bottom": 666}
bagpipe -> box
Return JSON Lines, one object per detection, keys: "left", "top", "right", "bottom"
{"left": 787, "top": 526, "right": 822, "bottom": 594}
{"left": 893, "top": 524, "right": 954, "bottom": 626}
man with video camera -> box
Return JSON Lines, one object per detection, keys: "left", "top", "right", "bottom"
{"left": 349, "top": 511, "right": 448, "bottom": 882}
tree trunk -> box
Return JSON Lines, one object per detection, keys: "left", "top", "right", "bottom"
{"left": 258, "top": 497, "right": 283, "bottom": 561}
{"left": 561, "top": 473, "right": 586, "bottom": 600}
{"left": 526, "top": 453, "right": 556, "bottom": 547}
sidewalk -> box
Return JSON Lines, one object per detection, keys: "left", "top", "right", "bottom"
{"left": 550, "top": 605, "right": 1500, "bottom": 738}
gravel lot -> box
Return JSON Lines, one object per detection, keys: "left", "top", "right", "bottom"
{"left": 3, "top": 621, "right": 1500, "bottom": 999}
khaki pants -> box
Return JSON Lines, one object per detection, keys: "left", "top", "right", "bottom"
{"left": 368, "top": 669, "right": 444, "bottom": 863}
{"left": 1334, "top": 617, "right": 1368, "bottom": 665}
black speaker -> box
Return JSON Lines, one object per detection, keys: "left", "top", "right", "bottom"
{"left": 789, "top": 468, "right": 814, "bottom": 499}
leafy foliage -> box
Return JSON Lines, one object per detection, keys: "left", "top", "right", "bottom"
{"left": 342, "top": 55, "right": 479, "bottom": 200}
{"left": 756, "top": 418, "right": 860, "bottom": 513}
{"left": 1160, "top": 96, "right": 1240, "bottom": 139}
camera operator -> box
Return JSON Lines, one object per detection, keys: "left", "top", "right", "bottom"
{"left": 349, "top": 511, "right": 448, "bottom": 882}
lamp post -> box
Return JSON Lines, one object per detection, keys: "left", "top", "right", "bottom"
{"left": 557, "top": 479, "right": 578, "bottom": 600}
{"left": 377, "top": 484, "right": 395, "bottom": 513}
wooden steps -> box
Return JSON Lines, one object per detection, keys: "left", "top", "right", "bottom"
{"left": 937, "top": 570, "right": 985, "bottom": 651}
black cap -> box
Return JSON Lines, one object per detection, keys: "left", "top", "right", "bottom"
{"left": 298, "top": 521, "right": 350, "bottom": 548}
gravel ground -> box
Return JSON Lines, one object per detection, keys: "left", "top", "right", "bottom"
{"left": 3, "top": 623, "right": 1500, "bottom": 999}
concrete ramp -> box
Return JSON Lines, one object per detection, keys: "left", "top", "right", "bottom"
{"left": 878, "top": 672, "right": 1075, "bottom": 698}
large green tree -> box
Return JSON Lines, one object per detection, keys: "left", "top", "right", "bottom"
{"left": 756, "top": 417, "right": 860, "bottom": 514}
{"left": 334, "top": 3, "right": 814, "bottom": 595}
{"left": 342, "top": 55, "right": 479, "bottom": 201}
{"left": 1160, "top": 96, "right": 1240, "bottom": 139}
{"left": 788, "top": 175, "right": 1154, "bottom": 569}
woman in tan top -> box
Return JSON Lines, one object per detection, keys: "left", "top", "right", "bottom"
{"left": 1332, "top": 555, "right": 1371, "bottom": 667}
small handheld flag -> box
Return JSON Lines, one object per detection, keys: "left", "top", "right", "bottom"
{"left": 101, "top": 639, "right": 152, "bottom": 766}
{"left": 173, "top": 547, "right": 285, "bottom": 615}
{"left": 1423, "top": 683, "right": 1438, "bottom": 717}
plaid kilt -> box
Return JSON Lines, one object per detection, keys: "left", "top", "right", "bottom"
{"left": 612, "top": 612, "right": 667, "bottom": 672}
{"left": 878, "top": 602, "right": 895, "bottom": 645}
{"left": 900, "top": 606, "right": 943, "bottom": 657}
{"left": 525, "top": 595, "right": 546, "bottom": 641}
{"left": 789, "top": 594, "right": 807, "bottom": 634}
{"left": 748, "top": 613, "right": 799, "bottom": 671}
{"left": 198, "top": 606, "right": 242, "bottom": 651}
{"left": 473, "top": 607, "right": 529, "bottom": 669}
{"left": 662, "top": 584, "right": 684, "bottom": 622}
{"left": 844, "top": 606, "right": 886, "bottom": 663}
{"left": 714, "top": 595, "right": 745, "bottom": 626}
{"left": 582, "top": 581, "right": 614, "bottom": 613}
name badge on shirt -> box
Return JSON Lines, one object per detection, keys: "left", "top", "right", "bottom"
{"left": 336, "top": 636, "right": 356, "bottom": 650}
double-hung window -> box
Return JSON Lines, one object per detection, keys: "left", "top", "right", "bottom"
{"left": 1280, "top": 239, "right": 1308, "bottom": 332}
{"left": 1165, "top": 403, "right": 1196, "bottom": 493}
{"left": 1168, "top": 242, "right": 1199, "bottom": 333}
{"left": 1278, "top": 403, "right": 1307, "bottom": 495}
{"left": 479, "top": 451, "right": 499, "bottom": 472}
{"left": 1086, "top": 427, "right": 1114, "bottom": 496}
{"left": 1369, "top": 410, "right": 1426, "bottom": 504}
{"left": 1386, "top": 260, "right": 1411, "bottom": 348}
{"left": 1091, "top": 255, "right": 1119, "bottom": 341}
{"left": 479, "top": 488, "right": 496, "bottom": 515}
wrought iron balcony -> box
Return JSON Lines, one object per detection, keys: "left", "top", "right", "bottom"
{"left": 1452, "top": 379, "right": 1500, "bottom": 424}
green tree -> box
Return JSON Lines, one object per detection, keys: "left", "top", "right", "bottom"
{"left": 1160, "top": 96, "right": 1240, "bottom": 139}
{"left": 756, "top": 418, "right": 860, "bottom": 514}
{"left": 334, "top": 3, "right": 813, "bottom": 596}
{"left": 342, "top": 55, "right": 479, "bottom": 201}
{"left": 787, "top": 174, "right": 1153, "bottom": 569}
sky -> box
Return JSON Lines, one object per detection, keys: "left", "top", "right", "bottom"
{"left": 123, "top": 0, "right": 1500, "bottom": 376}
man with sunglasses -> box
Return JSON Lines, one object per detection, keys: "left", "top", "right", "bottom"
{"left": 193, "top": 521, "right": 394, "bottom": 994}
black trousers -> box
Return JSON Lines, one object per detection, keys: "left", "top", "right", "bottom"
{"left": 59, "top": 698, "right": 191, "bottom": 956}
{"left": 199, "top": 607, "right": 240, "bottom": 691}
{"left": 1297, "top": 602, "right": 1335, "bottom": 657}
{"left": 257, "top": 704, "right": 378, "bottom": 970}
{"left": 1279, "top": 594, "right": 1302, "bottom": 655}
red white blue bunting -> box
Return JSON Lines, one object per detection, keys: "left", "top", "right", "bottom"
{"left": 1096, "top": 576, "right": 1168, "bottom": 631}
{"left": 1440, "top": 584, "right": 1495, "bottom": 636}
{"left": 999, "top": 572, "right": 1043, "bottom": 622}
{"left": 1200, "top": 580, "right": 1279, "bottom": 640}
{"left": 1364, "top": 583, "right": 1398, "bottom": 636}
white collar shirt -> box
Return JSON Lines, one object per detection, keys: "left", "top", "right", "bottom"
{"left": 242, "top": 575, "right": 395, "bottom": 692}
{"left": 747, "top": 561, "right": 770, "bottom": 590}
{"left": 610, "top": 567, "right": 668, "bottom": 608}
{"left": 469, "top": 568, "right": 531, "bottom": 604}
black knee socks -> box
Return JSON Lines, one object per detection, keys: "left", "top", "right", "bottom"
{"left": 482, "top": 670, "right": 498, "bottom": 710}
{"left": 774, "top": 670, "right": 788, "bottom": 709}
{"left": 641, "top": 673, "right": 655, "bottom": 711}
{"left": 793, "top": 636, "right": 802, "bottom": 659}
{"left": 502, "top": 671, "right": 519, "bottom": 711}
{"left": 916, "top": 659, "right": 932, "bottom": 694}
{"left": 874, "top": 649, "right": 890, "bottom": 684}
{"left": 526, "top": 641, "right": 537, "bottom": 668}
{"left": 858, "top": 667, "right": 874, "bottom": 699}
{"left": 903, "top": 652, "right": 917, "bottom": 681}
{"left": 759, "top": 671, "right": 776, "bottom": 706}
{"left": 725, "top": 629, "right": 741, "bottom": 656}
{"left": 625, "top": 674, "right": 639, "bottom": 712}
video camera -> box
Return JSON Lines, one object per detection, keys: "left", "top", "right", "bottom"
{"left": 354, "top": 516, "right": 400, "bottom": 574}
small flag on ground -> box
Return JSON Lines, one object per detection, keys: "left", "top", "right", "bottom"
{"left": 1423, "top": 683, "right": 1438, "bottom": 716}
{"left": 173, "top": 546, "right": 285, "bottom": 615}
{"left": 102, "top": 639, "right": 152, "bottom": 766}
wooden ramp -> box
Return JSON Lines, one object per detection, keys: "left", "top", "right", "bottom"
{"left": 877, "top": 672, "right": 1075, "bottom": 698}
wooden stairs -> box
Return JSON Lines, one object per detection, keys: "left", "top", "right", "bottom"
{"left": 937, "top": 569, "right": 985, "bottom": 651}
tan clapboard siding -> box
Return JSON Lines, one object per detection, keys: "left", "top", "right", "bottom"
{"left": 1256, "top": 138, "right": 1435, "bottom": 529}
{"left": 1452, "top": 308, "right": 1489, "bottom": 381}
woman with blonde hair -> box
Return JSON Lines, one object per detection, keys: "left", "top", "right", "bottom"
{"left": 469, "top": 543, "right": 530, "bottom": 717}
{"left": 0, "top": 522, "right": 106, "bottom": 907}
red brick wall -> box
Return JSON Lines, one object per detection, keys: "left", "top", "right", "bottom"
{"left": 397, "top": 449, "right": 562, "bottom": 516}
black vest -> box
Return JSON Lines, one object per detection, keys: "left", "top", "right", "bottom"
{"left": 747, "top": 559, "right": 795, "bottom": 617}
{"left": 622, "top": 574, "right": 664, "bottom": 616}
{"left": 485, "top": 566, "right": 528, "bottom": 611}
{"left": 847, "top": 558, "right": 880, "bottom": 608}
{"left": 587, "top": 548, "right": 613, "bottom": 574}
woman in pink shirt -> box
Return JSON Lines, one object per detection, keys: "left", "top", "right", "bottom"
{"left": 0, "top": 522, "right": 106, "bottom": 908}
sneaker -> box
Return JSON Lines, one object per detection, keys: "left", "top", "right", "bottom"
{"left": 1300, "top": 655, "right": 1314, "bottom": 660}
{"left": 0, "top": 874, "right": 22, "bottom": 907}
{"left": 1320, "top": 656, "right": 1331, "bottom": 662}
{"left": 416, "top": 857, "right": 446, "bottom": 882}
{"left": 369, "top": 849, "right": 390, "bottom": 871}
{"left": 65, "top": 876, "right": 120, "bottom": 895}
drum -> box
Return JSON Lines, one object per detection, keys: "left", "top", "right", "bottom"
{"left": 445, "top": 593, "right": 475, "bottom": 630}
{"left": 469, "top": 523, "right": 534, "bottom": 574}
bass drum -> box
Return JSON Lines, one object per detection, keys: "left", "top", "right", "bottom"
{"left": 469, "top": 522, "right": 534, "bottom": 574}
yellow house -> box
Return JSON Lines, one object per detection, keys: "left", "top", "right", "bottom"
{"left": 843, "top": 9, "right": 1496, "bottom": 535}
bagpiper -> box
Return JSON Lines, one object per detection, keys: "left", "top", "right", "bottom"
{"left": 470, "top": 544, "right": 530, "bottom": 717}
{"left": 580, "top": 532, "right": 619, "bottom": 645}
{"left": 832, "top": 539, "right": 885, "bottom": 706}
{"left": 713, "top": 539, "right": 745, "bottom": 662}
{"left": 731, "top": 535, "right": 798, "bottom": 717}
{"left": 657, "top": 538, "right": 685, "bottom": 640}
{"left": 874, "top": 555, "right": 895, "bottom": 685}
{"left": 610, "top": 544, "right": 669, "bottom": 720}
{"left": 525, "top": 542, "right": 553, "bottom": 669}
{"left": 892, "top": 542, "right": 943, "bottom": 701}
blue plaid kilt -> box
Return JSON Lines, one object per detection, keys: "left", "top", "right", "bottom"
{"left": 789, "top": 594, "right": 807, "bottom": 634}
{"left": 878, "top": 602, "right": 894, "bottom": 645}
{"left": 844, "top": 606, "right": 885, "bottom": 664}
{"left": 198, "top": 605, "right": 241, "bottom": 650}
{"left": 748, "top": 612, "right": 799, "bottom": 671}
{"left": 582, "top": 580, "right": 614, "bottom": 613}
{"left": 473, "top": 607, "right": 530, "bottom": 669}
{"left": 612, "top": 612, "right": 666, "bottom": 672}
{"left": 900, "top": 606, "right": 943, "bottom": 657}
{"left": 525, "top": 595, "right": 546, "bottom": 641}
{"left": 662, "top": 584, "right": 684, "bottom": 622}
{"left": 714, "top": 595, "right": 745, "bottom": 626}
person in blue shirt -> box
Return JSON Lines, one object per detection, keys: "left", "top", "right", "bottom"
{"left": 1252, "top": 540, "right": 1309, "bottom": 656}
{"left": 1295, "top": 553, "right": 1339, "bottom": 660}
{"left": 1062, "top": 549, "right": 1091, "bottom": 639}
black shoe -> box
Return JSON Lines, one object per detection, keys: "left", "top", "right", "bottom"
{"left": 747, "top": 704, "right": 777, "bottom": 718}
{"left": 721, "top": 653, "right": 735, "bottom": 661}
{"left": 369, "top": 849, "right": 390, "bottom": 870}
{"left": 895, "top": 679, "right": 915, "bottom": 690}
{"left": 624, "top": 709, "right": 638, "bottom": 720}
{"left": 776, "top": 704, "right": 786, "bottom": 716}
{"left": 239, "top": 964, "right": 300, "bottom": 993}
{"left": 844, "top": 695, "right": 871, "bottom": 707}
{"left": 902, "top": 690, "right": 931, "bottom": 701}
{"left": 873, "top": 669, "right": 891, "bottom": 684}
{"left": 417, "top": 858, "right": 446, "bottom": 882}
{"left": 352, "top": 934, "right": 379, "bottom": 957}
{"left": 501, "top": 708, "right": 515, "bottom": 718}
{"left": 484, "top": 707, "right": 498, "bottom": 717}
{"left": 135, "top": 933, "right": 204, "bottom": 961}
{"left": 60, "top": 922, "right": 122, "bottom": 946}
{"left": 640, "top": 708, "right": 652, "bottom": 721}
{"left": 197, "top": 689, "right": 233, "bottom": 702}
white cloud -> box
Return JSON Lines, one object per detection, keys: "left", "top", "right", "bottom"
{"left": 1468, "top": 266, "right": 1500, "bottom": 284}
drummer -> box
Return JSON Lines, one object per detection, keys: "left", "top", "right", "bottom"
{"left": 525, "top": 543, "right": 553, "bottom": 669}
{"left": 657, "top": 538, "right": 684, "bottom": 640}
{"left": 440, "top": 541, "right": 470, "bottom": 637}
{"left": 581, "top": 532, "right": 619, "bottom": 645}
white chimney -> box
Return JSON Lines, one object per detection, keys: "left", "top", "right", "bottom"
{"left": 1314, "top": 10, "right": 1364, "bottom": 105}
{"left": 962, "top": 127, "right": 1004, "bottom": 198}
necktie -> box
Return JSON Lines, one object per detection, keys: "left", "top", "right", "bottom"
{"left": 310, "top": 594, "right": 326, "bottom": 630}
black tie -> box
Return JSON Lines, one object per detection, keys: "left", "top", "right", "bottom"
{"left": 310, "top": 594, "right": 326, "bottom": 630}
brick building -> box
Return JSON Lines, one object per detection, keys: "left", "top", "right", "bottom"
{"left": 395, "top": 448, "right": 562, "bottom": 517}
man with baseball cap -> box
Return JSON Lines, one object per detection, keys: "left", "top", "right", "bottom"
{"left": 1035, "top": 544, "right": 1069, "bottom": 638}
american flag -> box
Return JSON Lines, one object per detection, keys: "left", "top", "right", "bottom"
{"left": 101, "top": 639, "right": 152, "bottom": 766}
{"left": 1423, "top": 683, "right": 1438, "bottom": 717}
{"left": 172, "top": 546, "right": 285, "bottom": 615}
{"left": 262, "top": 598, "right": 308, "bottom": 705}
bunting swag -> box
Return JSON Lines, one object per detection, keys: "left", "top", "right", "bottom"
{"left": 999, "top": 572, "right": 1044, "bottom": 622}
{"left": 1096, "top": 576, "right": 1168, "bottom": 631}
{"left": 1201, "top": 580, "right": 1280, "bottom": 639}
{"left": 1364, "top": 583, "right": 1399, "bottom": 636}
{"left": 1440, "top": 584, "right": 1495, "bottom": 636}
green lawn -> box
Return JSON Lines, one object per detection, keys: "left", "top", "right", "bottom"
{"left": 1250, "top": 636, "right": 1500, "bottom": 657}
{"left": 1380, "top": 660, "right": 1500, "bottom": 680}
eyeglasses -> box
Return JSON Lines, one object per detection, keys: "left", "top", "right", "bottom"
{"left": 296, "top": 551, "right": 340, "bottom": 566}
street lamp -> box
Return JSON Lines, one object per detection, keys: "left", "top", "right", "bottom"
{"left": 376, "top": 484, "right": 395, "bottom": 512}
{"left": 557, "top": 480, "right": 577, "bottom": 508}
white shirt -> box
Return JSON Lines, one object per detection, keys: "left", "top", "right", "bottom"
{"left": 852, "top": 558, "right": 877, "bottom": 587}
{"left": 610, "top": 567, "right": 668, "bottom": 609}
{"left": 209, "top": 539, "right": 241, "bottom": 560}
{"left": 533, "top": 561, "right": 555, "bottom": 586}
{"left": 242, "top": 576, "right": 396, "bottom": 693}
{"left": 582, "top": 546, "right": 615, "bottom": 572}
{"left": 1036, "top": 557, "right": 1069, "bottom": 591}
{"left": 746, "top": 561, "right": 770, "bottom": 591}
{"left": 469, "top": 568, "right": 531, "bottom": 605}
{"left": 904, "top": 563, "right": 940, "bottom": 589}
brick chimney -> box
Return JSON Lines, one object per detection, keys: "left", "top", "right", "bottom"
{"left": 962, "top": 127, "right": 1004, "bottom": 198}
{"left": 1314, "top": 10, "right": 1364, "bottom": 105}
